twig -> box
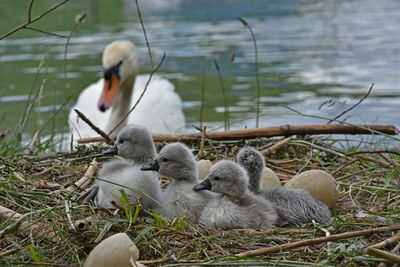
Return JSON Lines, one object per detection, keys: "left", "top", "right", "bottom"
{"left": 199, "top": 126, "right": 207, "bottom": 159}
{"left": 0, "top": 215, "right": 26, "bottom": 238}
{"left": 24, "top": 26, "right": 69, "bottom": 38}
{"left": 378, "top": 153, "right": 399, "bottom": 167}
{"left": 135, "top": 0, "right": 153, "bottom": 69}
{"left": 0, "top": 246, "right": 30, "bottom": 260}
{"left": 367, "top": 233, "right": 400, "bottom": 263}
{"left": 65, "top": 158, "right": 98, "bottom": 194}
{"left": 24, "top": 131, "right": 39, "bottom": 155}
{"left": 74, "top": 109, "right": 112, "bottom": 144}
{"left": 10, "top": 262, "right": 79, "bottom": 267}
{"left": 328, "top": 83, "right": 374, "bottom": 124}
{"left": 108, "top": 53, "right": 166, "bottom": 135}
{"left": 262, "top": 137, "right": 292, "bottom": 156}
{"left": 0, "top": 0, "right": 70, "bottom": 40}
{"left": 237, "top": 223, "right": 400, "bottom": 257}
{"left": 347, "top": 150, "right": 400, "bottom": 157}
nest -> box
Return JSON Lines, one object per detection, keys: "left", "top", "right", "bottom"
{"left": 0, "top": 136, "right": 399, "bottom": 266}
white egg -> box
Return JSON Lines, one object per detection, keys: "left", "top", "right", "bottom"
{"left": 261, "top": 167, "right": 282, "bottom": 188}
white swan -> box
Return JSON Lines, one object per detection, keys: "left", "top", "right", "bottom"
{"left": 68, "top": 40, "right": 186, "bottom": 140}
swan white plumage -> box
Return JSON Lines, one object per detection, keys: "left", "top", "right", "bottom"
{"left": 68, "top": 40, "right": 186, "bottom": 140}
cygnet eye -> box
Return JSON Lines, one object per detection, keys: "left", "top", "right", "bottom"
{"left": 214, "top": 176, "right": 220, "bottom": 181}
{"left": 119, "top": 139, "right": 124, "bottom": 144}
{"left": 162, "top": 158, "right": 168, "bottom": 162}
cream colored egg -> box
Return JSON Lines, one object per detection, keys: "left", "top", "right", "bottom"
{"left": 284, "top": 170, "right": 338, "bottom": 210}
{"left": 197, "top": 159, "right": 213, "bottom": 180}
{"left": 261, "top": 167, "right": 282, "bottom": 188}
{"left": 84, "top": 233, "right": 143, "bottom": 267}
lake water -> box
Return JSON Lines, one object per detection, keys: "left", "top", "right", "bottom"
{"left": 1, "top": 0, "right": 399, "bottom": 149}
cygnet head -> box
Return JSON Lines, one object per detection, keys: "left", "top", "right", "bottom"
{"left": 104, "top": 125, "right": 155, "bottom": 162}
{"left": 195, "top": 160, "right": 249, "bottom": 201}
{"left": 98, "top": 40, "right": 139, "bottom": 112}
{"left": 236, "top": 147, "right": 265, "bottom": 193}
{"left": 141, "top": 142, "right": 198, "bottom": 181}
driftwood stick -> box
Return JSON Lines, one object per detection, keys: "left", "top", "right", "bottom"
{"left": 262, "top": 137, "right": 292, "bottom": 156}
{"left": 65, "top": 158, "right": 98, "bottom": 194}
{"left": 78, "top": 124, "right": 399, "bottom": 144}
{"left": 237, "top": 224, "right": 400, "bottom": 257}
{"left": 367, "top": 247, "right": 400, "bottom": 263}
{"left": 74, "top": 109, "right": 112, "bottom": 144}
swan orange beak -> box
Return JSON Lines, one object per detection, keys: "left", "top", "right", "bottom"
{"left": 98, "top": 74, "right": 120, "bottom": 112}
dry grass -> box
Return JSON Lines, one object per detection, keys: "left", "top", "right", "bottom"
{"left": 0, "top": 136, "right": 400, "bottom": 266}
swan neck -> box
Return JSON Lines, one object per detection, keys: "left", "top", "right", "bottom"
{"left": 105, "top": 75, "right": 135, "bottom": 134}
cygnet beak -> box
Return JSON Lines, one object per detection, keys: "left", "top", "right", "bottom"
{"left": 141, "top": 159, "right": 159, "bottom": 171}
{"left": 193, "top": 179, "right": 212, "bottom": 191}
{"left": 103, "top": 144, "right": 118, "bottom": 156}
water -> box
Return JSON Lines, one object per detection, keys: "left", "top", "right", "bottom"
{"left": 0, "top": 0, "right": 399, "bottom": 149}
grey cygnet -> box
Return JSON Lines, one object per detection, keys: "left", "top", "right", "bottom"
{"left": 194, "top": 160, "right": 277, "bottom": 230}
{"left": 141, "top": 142, "right": 215, "bottom": 221}
{"left": 236, "top": 147, "right": 331, "bottom": 226}
{"left": 79, "top": 125, "right": 162, "bottom": 211}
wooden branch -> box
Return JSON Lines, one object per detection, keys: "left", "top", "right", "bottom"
{"left": 74, "top": 109, "right": 112, "bottom": 144}
{"left": 24, "top": 131, "right": 39, "bottom": 155}
{"left": 77, "top": 124, "right": 399, "bottom": 144}
{"left": 262, "top": 137, "right": 292, "bottom": 156}
{"left": 237, "top": 224, "right": 400, "bottom": 257}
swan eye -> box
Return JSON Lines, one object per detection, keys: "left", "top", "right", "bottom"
{"left": 119, "top": 139, "right": 124, "bottom": 144}
{"left": 162, "top": 158, "right": 168, "bottom": 162}
{"left": 214, "top": 176, "right": 220, "bottom": 181}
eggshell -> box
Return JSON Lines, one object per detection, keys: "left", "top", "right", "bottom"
{"left": 261, "top": 167, "right": 282, "bottom": 188}
{"left": 284, "top": 170, "right": 338, "bottom": 210}
{"left": 197, "top": 159, "right": 213, "bottom": 180}
{"left": 84, "top": 233, "right": 141, "bottom": 267}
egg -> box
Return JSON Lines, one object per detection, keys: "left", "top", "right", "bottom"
{"left": 284, "top": 170, "right": 338, "bottom": 210}
{"left": 84, "top": 233, "right": 144, "bottom": 267}
{"left": 261, "top": 167, "right": 282, "bottom": 188}
{"left": 197, "top": 159, "right": 213, "bottom": 180}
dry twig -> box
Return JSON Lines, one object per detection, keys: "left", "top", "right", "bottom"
{"left": 0, "top": 0, "right": 70, "bottom": 40}
{"left": 238, "top": 224, "right": 400, "bottom": 257}
{"left": 328, "top": 83, "right": 374, "bottom": 124}
{"left": 262, "top": 137, "right": 292, "bottom": 156}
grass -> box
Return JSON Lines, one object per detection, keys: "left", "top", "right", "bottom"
{"left": 0, "top": 135, "right": 399, "bottom": 266}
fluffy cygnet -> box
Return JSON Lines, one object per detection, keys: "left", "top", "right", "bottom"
{"left": 236, "top": 147, "right": 331, "bottom": 226}
{"left": 194, "top": 160, "right": 277, "bottom": 230}
{"left": 141, "top": 142, "right": 215, "bottom": 221}
{"left": 79, "top": 125, "right": 162, "bottom": 211}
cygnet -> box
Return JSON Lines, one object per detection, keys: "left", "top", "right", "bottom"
{"left": 79, "top": 125, "right": 162, "bottom": 211}
{"left": 141, "top": 142, "right": 215, "bottom": 221}
{"left": 194, "top": 160, "right": 277, "bottom": 230}
{"left": 236, "top": 147, "right": 331, "bottom": 226}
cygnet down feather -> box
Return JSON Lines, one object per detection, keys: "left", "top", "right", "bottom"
{"left": 79, "top": 125, "right": 162, "bottom": 211}
{"left": 236, "top": 147, "right": 331, "bottom": 226}
{"left": 194, "top": 160, "right": 277, "bottom": 230}
{"left": 141, "top": 142, "right": 215, "bottom": 221}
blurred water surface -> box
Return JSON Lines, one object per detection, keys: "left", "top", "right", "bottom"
{"left": 0, "top": 0, "right": 399, "bottom": 148}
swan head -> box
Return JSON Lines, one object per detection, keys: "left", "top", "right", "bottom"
{"left": 103, "top": 125, "right": 155, "bottom": 162}
{"left": 194, "top": 160, "right": 249, "bottom": 200}
{"left": 141, "top": 142, "right": 198, "bottom": 181}
{"left": 98, "top": 40, "right": 139, "bottom": 112}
